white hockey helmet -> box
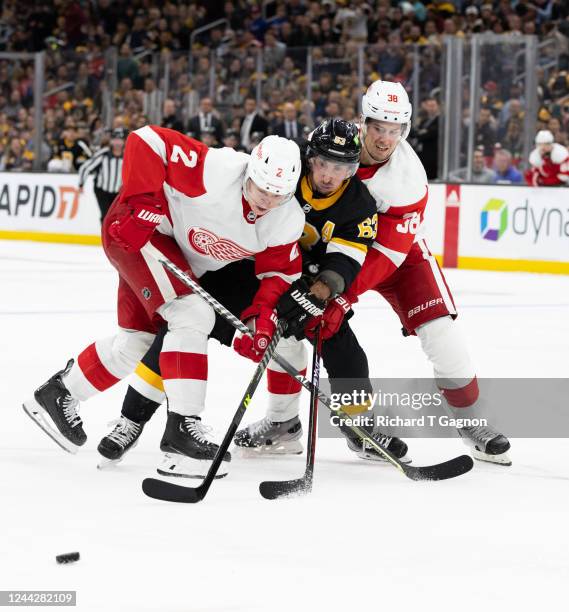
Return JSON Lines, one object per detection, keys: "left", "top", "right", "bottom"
{"left": 361, "top": 80, "right": 413, "bottom": 140}
{"left": 244, "top": 135, "right": 301, "bottom": 204}
{"left": 535, "top": 129, "right": 554, "bottom": 145}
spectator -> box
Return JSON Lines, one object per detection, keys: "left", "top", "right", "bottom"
{"left": 117, "top": 44, "right": 140, "bottom": 83}
{"left": 161, "top": 98, "right": 184, "bottom": 133}
{"left": 224, "top": 2, "right": 247, "bottom": 31}
{"left": 0, "top": 136, "right": 32, "bottom": 171}
{"left": 475, "top": 107, "right": 498, "bottom": 157}
{"left": 501, "top": 118, "right": 525, "bottom": 163}
{"left": 132, "top": 61, "right": 152, "bottom": 91}
{"left": 239, "top": 97, "right": 269, "bottom": 152}
{"left": 525, "top": 129, "right": 569, "bottom": 186}
{"left": 187, "top": 97, "right": 224, "bottom": 143}
{"left": 375, "top": 39, "right": 405, "bottom": 77}
{"left": 547, "top": 116, "right": 568, "bottom": 146}
{"left": 128, "top": 14, "right": 148, "bottom": 49}
{"left": 334, "top": 0, "right": 372, "bottom": 43}
{"left": 249, "top": 5, "right": 268, "bottom": 41}
{"left": 450, "top": 148, "right": 495, "bottom": 183}
{"left": 198, "top": 126, "right": 219, "bottom": 148}
{"left": 142, "top": 78, "right": 162, "bottom": 124}
{"left": 499, "top": 98, "right": 524, "bottom": 139}
{"left": 411, "top": 97, "right": 440, "bottom": 180}
{"left": 46, "top": 124, "right": 88, "bottom": 172}
{"left": 342, "top": 105, "right": 357, "bottom": 122}
{"left": 223, "top": 128, "right": 245, "bottom": 152}
{"left": 492, "top": 149, "right": 523, "bottom": 184}
{"left": 4, "top": 90, "right": 23, "bottom": 120}
{"left": 272, "top": 102, "right": 303, "bottom": 143}
{"left": 324, "top": 100, "right": 342, "bottom": 121}
{"left": 263, "top": 32, "right": 287, "bottom": 71}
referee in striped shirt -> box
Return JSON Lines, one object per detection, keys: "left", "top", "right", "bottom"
{"left": 78, "top": 128, "right": 126, "bottom": 222}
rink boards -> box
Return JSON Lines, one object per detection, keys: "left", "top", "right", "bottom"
{"left": 0, "top": 172, "right": 567, "bottom": 274}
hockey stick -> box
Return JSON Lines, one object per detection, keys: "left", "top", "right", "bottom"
{"left": 259, "top": 328, "right": 322, "bottom": 500}
{"left": 142, "top": 323, "right": 285, "bottom": 503}
{"left": 155, "top": 256, "right": 473, "bottom": 482}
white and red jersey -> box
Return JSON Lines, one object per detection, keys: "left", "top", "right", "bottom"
{"left": 525, "top": 143, "right": 569, "bottom": 187}
{"left": 117, "top": 125, "right": 304, "bottom": 308}
{"left": 348, "top": 139, "right": 429, "bottom": 299}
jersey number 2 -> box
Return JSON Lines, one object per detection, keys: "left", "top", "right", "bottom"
{"left": 170, "top": 145, "right": 198, "bottom": 168}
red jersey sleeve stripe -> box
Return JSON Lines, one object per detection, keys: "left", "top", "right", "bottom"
{"left": 121, "top": 130, "right": 167, "bottom": 200}
{"left": 252, "top": 241, "right": 302, "bottom": 309}
{"left": 134, "top": 126, "right": 167, "bottom": 163}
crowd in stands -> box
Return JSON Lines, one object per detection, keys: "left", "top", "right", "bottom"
{"left": 0, "top": 0, "right": 568, "bottom": 184}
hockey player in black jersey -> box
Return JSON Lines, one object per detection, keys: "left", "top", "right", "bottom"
{"left": 97, "top": 119, "right": 409, "bottom": 471}
{"left": 234, "top": 119, "right": 408, "bottom": 459}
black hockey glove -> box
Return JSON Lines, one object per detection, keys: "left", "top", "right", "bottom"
{"left": 276, "top": 278, "right": 326, "bottom": 339}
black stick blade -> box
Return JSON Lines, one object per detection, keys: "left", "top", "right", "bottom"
{"left": 403, "top": 454, "right": 474, "bottom": 481}
{"left": 259, "top": 477, "right": 312, "bottom": 500}
{"left": 142, "top": 477, "right": 205, "bottom": 503}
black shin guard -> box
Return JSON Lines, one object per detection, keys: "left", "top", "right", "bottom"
{"left": 121, "top": 386, "right": 161, "bottom": 424}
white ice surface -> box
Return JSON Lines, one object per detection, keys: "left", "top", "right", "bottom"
{"left": 1, "top": 241, "right": 568, "bottom": 612}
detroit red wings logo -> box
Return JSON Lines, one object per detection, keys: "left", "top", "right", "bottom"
{"left": 187, "top": 227, "right": 255, "bottom": 261}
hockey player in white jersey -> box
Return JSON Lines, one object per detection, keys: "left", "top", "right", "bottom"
{"left": 23, "top": 128, "right": 304, "bottom": 478}
{"left": 314, "top": 80, "right": 511, "bottom": 464}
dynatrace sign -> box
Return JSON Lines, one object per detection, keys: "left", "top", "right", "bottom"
{"left": 0, "top": 173, "right": 100, "bottom": 240}
{"left": 453, "top": 184, "right": 569, "bottom": 269}
{"left": 481, "top": 196, "right": 569, "bottom": 244}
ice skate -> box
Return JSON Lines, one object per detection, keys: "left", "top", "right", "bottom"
{"left": 97, "top": 416, "right": 144, "bottom": 468}
{"left": 459, "top": 424, "right": 511, "bottom": 465}
{"left": 22, "top": 359, "right": 86, "bottom": 454}
{"left": 157, "top": 413, "right": 231, "bottom": 479}
{"left": 234, "top": 416, "right": 303, "bottom": 455}
{"left": 342, "top": 422, "right": 411, "bottom": 463}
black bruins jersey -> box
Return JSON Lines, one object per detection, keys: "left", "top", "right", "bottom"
{"left": 296, "top": 171, "right": 378, "bottom": 291}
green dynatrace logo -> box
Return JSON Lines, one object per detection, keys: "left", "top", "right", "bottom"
{"left": 481, "top": 198, "right": 508, "bottom": 241}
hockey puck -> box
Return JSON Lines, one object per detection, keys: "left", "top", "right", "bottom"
{"left": 56, "top": 552, "right": 80, "bottom": 564}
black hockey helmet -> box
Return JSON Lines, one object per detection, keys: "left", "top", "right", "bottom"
{"left": 306, "top": 118, "right": 361, "bottom": 165}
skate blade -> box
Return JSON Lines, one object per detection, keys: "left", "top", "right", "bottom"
{"left": 22, "top": 399, "right": 80, "bottom": 455}
{"left": 472, "top": 448, "right": 512, "bottom": 466}
{"left": 356, "top": 449, "right": 412, "bottom": 464}
{"left": 156, "top": 453, "right": 229, "bottom": 479}
{"left": 235, "top": 439, "right": 304, "bottom": 457}
{"left": 96, "top": 439, "right": 139, "bottom": 470}
{"left": 97, "top": 456, "right": 124, "bottom": 470}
